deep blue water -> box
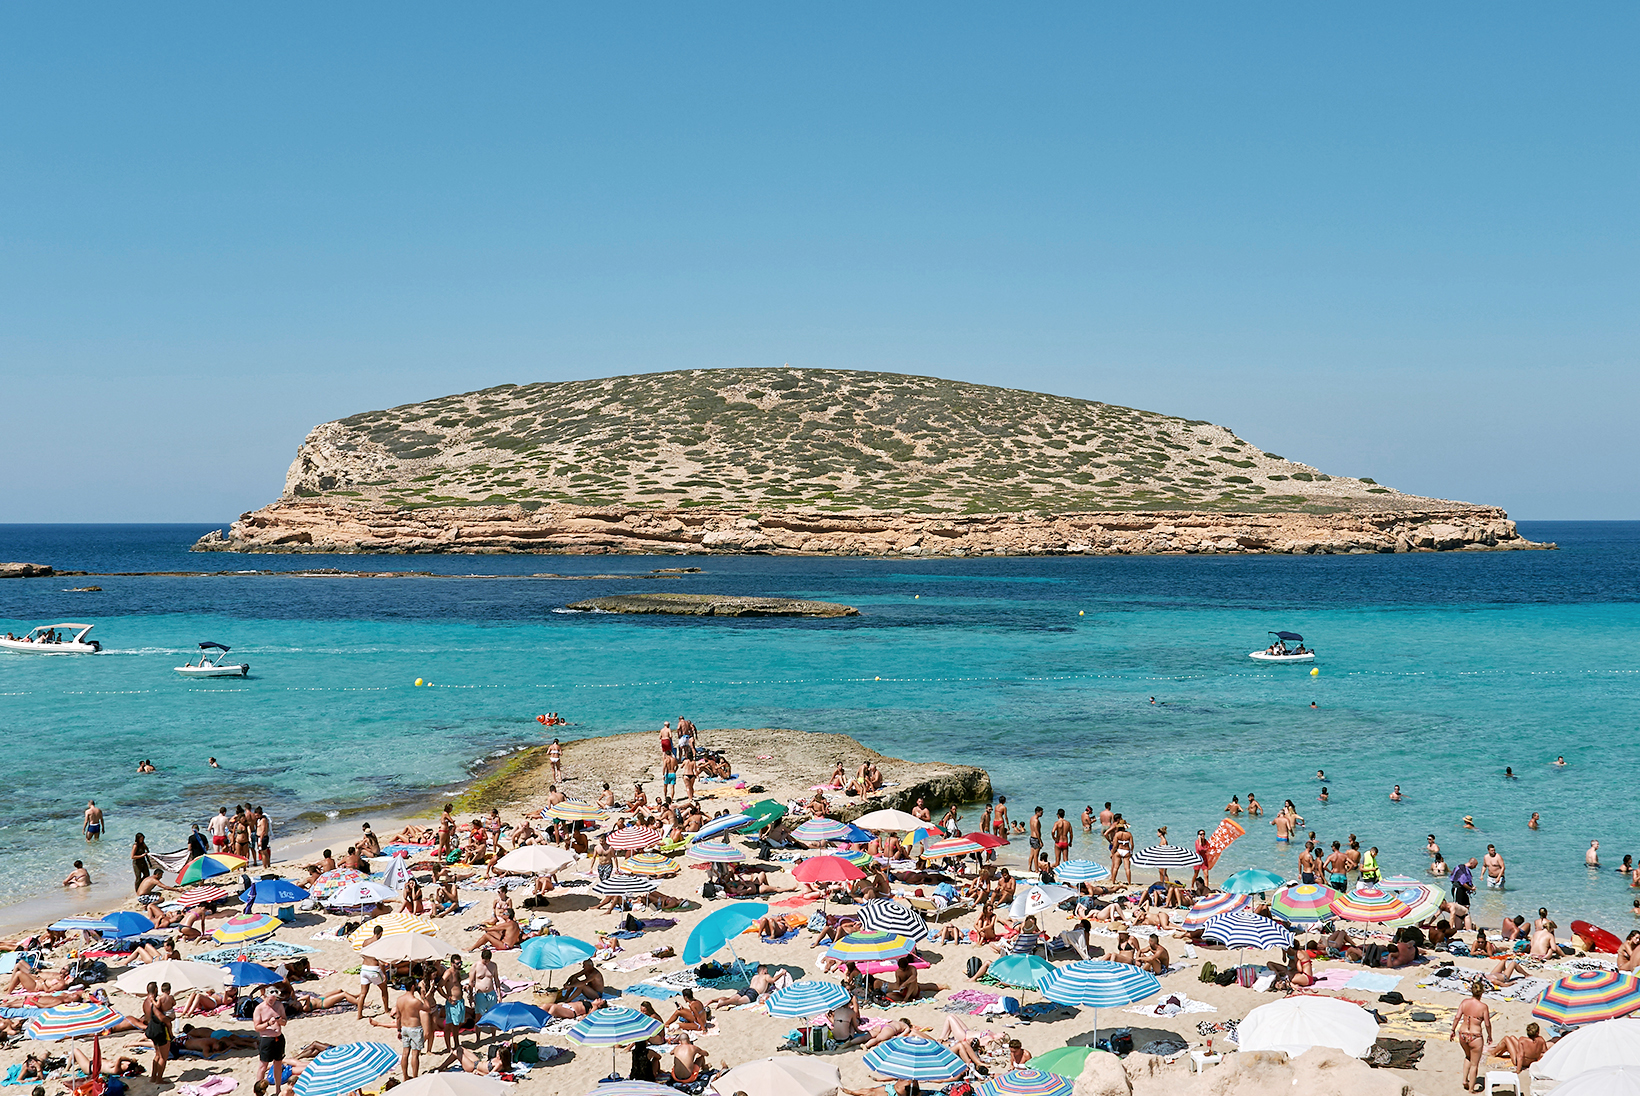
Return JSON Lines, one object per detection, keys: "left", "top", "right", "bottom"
{"left": 1, "top": 521, "right": 1637, "bottom": 932}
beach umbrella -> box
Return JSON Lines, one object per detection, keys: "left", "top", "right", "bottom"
{"left": 476, "top": 1001, "right": 551, "bottom": 1033}
{"left": 590, "top": 873, "right": 657, "bottom": 897}
{"left": 1386, "top": 882, "right": 1436, "bottom": 906}
{"left": 376, "top": 855, "right": 411, "bottom": 893}
{"left": 1237, "top": 995, "right": 1379, "bottom": 1058}
{"left": 1380, "top": 874, "right": 1423, "bottom": 887}
{"left": 825, "top": 930, "right": 915, "bottom": 964}
{"left": 791, "top": 818, "right": 854, "bottom": 844}
{"left": 308, "top": 867, "right": 366, "bottom": 901}
{"left": 222, "top": 962, "right": 283, "bottom": 987}
{"left": 518, "top": 935, "right": 597, "bottom": 980}
{"left": 348, "top": 911, "right": 439, "bottom": 949}
{"left": 24, "top": 1002, "right": 123, "bottom": 1041}
{"left": 1270, "top": 883, "right": 1339, "bottom": 924}
{"left": 567, "top": 1007, "right": 664, "bottom": 1076}
{"left": 542, "top": 800, "right": 606, "bottom": 822}
{"left": 1039, "top": 960, "right": 1161, "bottom": 1043}
{"left": 792, "top": 855, "right": 866, "bottom": 884}
{"left": 837, "top": 848, "right": 876, "bottom": 869}
{"left": 177, "top": 884, "right": 236, "bottom": 908}
{"left": 739, "top": 800, "right": 788, "bottom": 832}
{"left": 360, "top": 933, "right": 458, "bottom": 962}
{"left": 921, "top": 836, "right": 988, "bottom": 859}
{"left": 587, "top": 1085, "right": 679, "bottom": 1096}
{"left": 1388, "top": 887, "right": 1444, "bottom": 928}
{"left": 706, "top": 1055, "right": 840, "bottom": 1096}
{"left": 239, "top": 878, "right": 311, "bottom": 905}
{"left": 1330, "top": 887, "right": 1412, "bottom": 924}
{"left": 49, "top": 916, "right": 117, "bottom": 933}
{"left": 620, "top": 852, "right": 680, "bottom": 877}
{"left": 1552, "top": 1066, "right": 1640, "bottom": 1096}
{"left": 114, "top": 959, "right": 226, "bottom": 995}
{"left": 391, "top": 1077, "right": 506, "bottom": 1096}
{"left": 857, "top": 898, "right": 930, "bottom": 942}
{"left": 692, "top": 813, "right": 754, "bottom": 842}
{"left": 292, "top": 1042, "right": 399, "bottom": 1096}
{"left": 989, "top": 953, "right": 1054, "bottom": 991}
{"left": 1027, "top": 1046, "right": 1097, "bottom": 1079}
{"left": 853, "top": 809, "right": 929, "bottom": 832}
{"left": 965, "top": 832, "right": 1009, "bottom": 850}
{"left": 1537, "top": 1019, "right": 1640, "bottom": 1080}
{"left": 1221, "top": 868, "right": 1287, "bottom": 894}
{"left": 1181, "top": 892, "right": 1251, "bottom": 928}
{"left": 99, "top": 911, "right": 156, "bottom": 939}
{"left": 212, "top": 912, "right": 280, "bottom": 944}
{"left": 765, "top": 979, "right": 853, "bottom": 1019}
{"left": 1130, "top": 844, "right": 1201, "bottom": 870}
{"left": 683, "top": 902, "right": 769, "bottom": 969}
{"left": 324, "top": 879, "right": 399, "bottom": 908}
{"left": 1536, "top": 972, "right": 1640, "bottom": 1027}
{"left": 907, "top": 826, "right": 945, "bottom": 847}
{"left": 1010, "top": 884, "right": 1076, "bottom": 919}
{"left": 606, "top": 825, "right": 663, "bottom": 851}
{"left": 494, "top": 845, "right": 576, "bottom": 875}
{"left": 175, "top": 853, "right": 247, "bottom": 886}
{"left": 863, "top": 1035, "right": 966, "bottom": 1084}
{"left": 687, "top": 841, "right": 747, "bottom": 863}
{"left": 1053, "top": 860, "right": 1109, "bottom": 883}
{"left": 1203, "top": 910, "right": 1294, "bottom": 952}
{"left": 979, "top": 1067, "right": 1075, "bottom": 1096}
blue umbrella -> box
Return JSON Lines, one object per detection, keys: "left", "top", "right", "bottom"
{"left": 989, "top": 953, "right": 1054, "bottom": 992}
{"left": 1221, "top": 868, "right": 1287, "bottom": 895}
{"left": 863, "top": 1036, "right": 967, "bottom": 1083}
{"left": 692, "top": 814, "right": 754, "bottom": 842}
{"left": 518, "top": 935, "right": 597, "bottom": 978}
{"left": 1053, "top": 860, "right": 1110, "bottom": 883}
{"left": 1038, "top": 960, "right": 1161, "bottom": 1044}
{"left": 765, "top": 979, "right": 852, "bottom": 1019}
{"left": 567, "top": 1007, "right": 664, "bottom": 1076}
{"left": 239, "top": 878, "right": 312, "bottom": 905}
{"left": 222, "top": 962, "right": 282, "bottom": 987}
{"left": 101, "top": 911, "right": 155, "bottom": 939}
{"left": 50, "top": 916, "right": 117, "bottom": 933}
{"left": 682, "top": 901, "right": 768, "bottom": 976}
{"left": 1202, "top": 910, "right": 1294, "bottom": 951}
{"left": 292, "top": 1042, "right": 398, "bottom": 1096}
{"left": 477, "top": 1001, "right": 551, "bottom": 1033}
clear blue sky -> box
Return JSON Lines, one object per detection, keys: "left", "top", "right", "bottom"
{"left": 2, "top": 5, "right": 1634, "bottom": 521}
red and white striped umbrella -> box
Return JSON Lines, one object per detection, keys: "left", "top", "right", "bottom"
{"left": 176, "top": 885, "right": 236, "bottom": 908}
{"left": 605, "top": 826, "right": 663, "bottom": 851}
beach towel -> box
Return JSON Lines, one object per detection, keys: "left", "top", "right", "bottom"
{"left": 1309, "top": 968, "right": 1356, "bottom": 989}
{"left": 1346, "top": 972, "right": 1403, "bottom": 993}
{"left": 623, "top": 983, "right": 680, "bottom": 1000}
{"left": 2, "top": 1065, "right": 24, "bottom": 1086}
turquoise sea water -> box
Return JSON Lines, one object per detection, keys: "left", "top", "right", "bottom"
{"left": 2, "top": 522, "right": 1638, "bottom": 933}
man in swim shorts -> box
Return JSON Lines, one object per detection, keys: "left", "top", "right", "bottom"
{"left": 706, "top": 964, "right": 776, "bottom": 1008}
{"left": 83, "top": 801, "right": 103, "bottom": 842}
{"left": 393, "top": 983, "right": 430, "bottom": 1078}
{"left": 1484, "top": 845, "right": 1506, "bottom": 888}
{"left": 1052, "top": 809, "right": 1072, "bottom": 867}
{"left": 1325, "top": 842, "right": 1349, "bottom": 890}
{"left": 661, "top": 752, "right": 678, "bottom": 803}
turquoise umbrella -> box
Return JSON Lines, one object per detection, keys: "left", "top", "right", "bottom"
{"left": 681, "top": 901, "right": 768, "bottom": 980}
{"left": 1221, "top": 868, "right": 1287, "bottom": 894}
{"left": 518, "top": 935, "right": 597, "bottom": 988}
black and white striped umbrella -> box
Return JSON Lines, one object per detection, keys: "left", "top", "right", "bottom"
{"left": 857, "top": 898, "right": 929, "bottom": 942}
{"left": 1130, "top": 844, "right": 1202, "bottom": 869}
{"left": 591, "top": 873, "right": 657, "bottom": 897}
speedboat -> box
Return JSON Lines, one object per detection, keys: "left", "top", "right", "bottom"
{"left": 0, "top": 623, "right": 102, "bottom": 654}
{"left": 1249, "top": 630, "right": 1315, "bottom": 663}
{"left": 175, "top": 642, "right": 249, "bottom": 678}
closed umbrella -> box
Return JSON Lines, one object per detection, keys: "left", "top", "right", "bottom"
{"left": 24, "top": 1003, "right": 124, "bottom": 1041}
{"left": 1552, "top": 1066, "right": 1640, "bottom": 1096}
{"left": 621, "top": 852, "right": 680, "bottom": 877}
{"left": 1238, "top": 995, "right": 1379, "bottom": 1057}
{"left": 211, "top": 912, "right": 279, "bottom": 944}
{"left": 1180, "top": 892, "right": 1251, "bottom": 928}
{"left": 1053, "top": 860, "right": 1109, "bottom": 883}
{"left": 239, "top": 878, "right": 311, "bottom": 905}
{"left": 1270, "top": 883, "right": 1339, "bottom": 924}
{"left": 687, "top": 842, "right": 747, "bottom": 864}
{"left": 692, "top": 813, "right": 754, "bottom": 842}
{"left": 590, "top": 873, "right": 656, "bottom": 897}
{"left": 1221, "top": 868, "right": 1286, "bottom": 894}
{"left": 707, "top": 1055, "right": 841, "bottom": 1096}
{"left": 825, "top": 931, "right": 915, "bottom": 965}
{"left": 292, "top": 1042, "right": 399, "bottom": 1096}
{"left": 113, "top": 959, "right": 226, "bottom": 995}
{"left": 324, "top": 879, "right": 399, "bottom": 908}
{"left": 1039, "top": 960, "right": 1161, "bottom": 1044}
{"left": 863, "top": 1036, "right": 966, "bottom": 1087}
{"left": 567, "top": 1007, "right": 663, "bottom": 1076}
{"left": 476, "top": 1001, "right": 551, "bottom": 1033}
{"left": 348, "top": 911, "right": 438, "bottom": 949}
{"left": 377, "top": 856, "right": 411, "bottom": 893}
{"left": 1536, "top": 972, "right": 1640, "bottom": 1027}
{"left": 979, "top": 1067, "right": 1075, "bottom": 1096}
{"left": 1537, "top": 1018, "right": 1640, "bottom": 1080}
{"left": 494, "top": 845, "right": 576, "bottom": 875}
{"left": 765, "top": 979, "right": 852, "bottom": 1019}
{"left": 1330, "top": 887, "right": 1412, "bottom": 924}
{"left": 857, "top": 898, "right": 929, "bottom": 942}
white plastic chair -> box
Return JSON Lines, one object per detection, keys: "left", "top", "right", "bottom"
{"left": 1484, "top": 1070, "right": 1521, "bottom": 1095}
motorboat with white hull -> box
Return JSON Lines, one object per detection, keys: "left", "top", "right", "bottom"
{"left": 1249, "top": 630, "right": 1315, "bottom": 663}
{"left": 0, "top": 624, "right": 102, "bottom": 654}
{"left": 175, "top": 642, "right": 249, "bottom": 678}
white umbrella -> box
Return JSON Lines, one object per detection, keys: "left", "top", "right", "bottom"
{"left": 360, "top": 934, "right": 459, "bottom": 962}
{"left": 324, "top": 880, "right": 399, "bottom": 908}
{"left": 113, "top": 960, "right": 227, "bottom": 995}
{"left": 495, "top": 846, "right": 576, "bottom": 875}
{"left": 1553, "top": 1066, "right": 1640, "bottom": 1096}
{"left": 852, "top": 809, "right": 928, "bottom": 832}
{"left": 390, "top": 1075, "right": 508, "bottom": 1096}
{"left": 1539, "top": 1019, "right": 1640, "bottom": 1081}
{"left": 378, "top": 857, "right": 411, "bottom": 892}
{"left": 1009, "top": 884, "right": 1076, "bottom": 919}
{"left": 707, "top": 1055, "right": 841, "bottom": 1096}
{"left": 1237, "top": 996, "right": 1379, "bottom": 1059}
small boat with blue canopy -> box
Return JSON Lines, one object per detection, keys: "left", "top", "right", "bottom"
{"left": 175, "top": 642, "right": 250, "bottom": 678}
{"left": 1249, "top": 631, "right": 1314, "bottom": 663}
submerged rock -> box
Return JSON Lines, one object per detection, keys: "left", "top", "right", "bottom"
{"left": 565, "top": 592, "right": 858, "bottom": 617}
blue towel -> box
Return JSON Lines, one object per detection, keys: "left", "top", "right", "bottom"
{"left": 623, "top": 983, "right": 680, "bottom": 999}
{"left": 3, "top": 1064, "right": 25, "bottom": 1086}
{"left": 1345, "top": 972, "right": 1403, "bottom": 993}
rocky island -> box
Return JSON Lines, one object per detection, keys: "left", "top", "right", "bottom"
{"left": 196, "top": 367, "right": 1550, "bottom": 556}
{"left": 566, "top": 592, "right": 859, "bottom": 617}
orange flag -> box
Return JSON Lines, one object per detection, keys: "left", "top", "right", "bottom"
{"left": 1203, "top": 818, "right": 1245, "bottom": 868}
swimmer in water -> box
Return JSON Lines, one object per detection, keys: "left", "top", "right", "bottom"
{"left": 1316, "top": 771, "right": 1325, "bottom": 781}
{"left": 1555, "top": 756, "right": 1567, "bottom": 766}
{"left": 1529, "top": 813, "right": 1540, "bottom": 830}
{"left": 1310, "top": 701, "right": 1318, "bottom": 708}
{"left": 1463, "top": 816, "right": 1477, "bottom": 829}
{"left": 208, "top": 757, "right": 220, "bottom": 768}
{"left": 1318, "top": 787, "right": 1329, "bottom": 803}
{"left": 1390, "top": 785, "right": 1402, "bottom": 802}
{"left": 1149, "top": 697, "right": 1156, "bottom": 705}
{"left": 1505, "top": 767, "right": 1515, "bottom": 778}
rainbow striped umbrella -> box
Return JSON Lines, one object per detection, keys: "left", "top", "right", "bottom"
{"left": 309, "top": 867, "right": 366, "bottom": 901}
{"left": 348, "top": 911, "right": 438, "bottom": 950}
{"left": 921, "top": 836, "right": 987, "bottom": 859}
{"left": 605, "top": 825, "right": 663, "bottom": 851}
{"left": 837, "top": 849, "right": 875, "bottom": 868}
{"left": 1534, "top": 971, "right": 1640, "bottom": 1027}
{"left": 1270, "top": 883, "right": 1339, "bottom": 924}
{"left": 686, "top": 841, "right": 746, "bottom": 863}
{"left": 1181, "top": 891, "right": 1250, "bottom": 928}
{"left": 292, "top": 1042, "right": 399, "bottom": 1096}
{"left": 1330, "top": 886, "right": 1412, "bottom": 923}
{"left": 825, "top": 930, "right": 915, "bottom": 964}
{"left": 542, "top": 800, "right": 607, "bottom": 822}
{"left": 979, "top": 1067, "right": 1076, "bottom": 1096}
{"left": 1388, "top": 884, "right": 1442, "bottom": 926}
{"left": 175, "top": 853, "right": 246, "bottom": 886}
{"left": 863, "top": 1036, "right": 966, "bottom": 1083}
{"left": 620, "top": 852, "right": 680, "bottom": 876}
{"left": 177, "top": 884, "right": 236, "bottom": 908}
{"left": 25, "top": 1002, "right": 123, "bottom": 1041}
{"left": 1053, "top": 859, "right": 1110, "bottom": 883}
{"left": 211, "top": 912, "right": 280, "bottom": 944}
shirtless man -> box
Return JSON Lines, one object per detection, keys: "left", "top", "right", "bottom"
{"left": 1489, "top": 1022, "right": 1548, "bottom": 1073}
{"left": 62, "top": 860, "right": 92, "bottom": 887}
{"left": 389, "top": 984, "right": 428, "bottom": 1078}
{"left": 912, "top": 797, "right": 932, "bottom": 823}
{"left": 1082, "top": 805, "right": 1095, "bottom": 832}
{"left": 1272, "top": 812, "right": 1295, "bottom": 843}
{"left": 660, "top": 752, "right": 678, "bottom": 803}
{"left": 669, "top": 1035, "right": 710, "bottom": 1087}
{"left": 1617, "top": 931, "right": 1640, "bottom": 973}
{"left": 467, "top": 912, "right": 520, "bottom": 952}
{"left": 1324, "top": 842, "right": 1350, "bottom": 891}
{"left": 1298, "top": 841, "right": 1318, "bottom": 885}
{"left": 559, "top": 960, "right": 607, "bottom": 1003}
{"left": 1051, "top": 809, "right": 1073, "bottom": 867}
{"left": 1246, "top": 793, "right": 1262, "bottom": 817}
{"left": 1135, "top": 934, "right": 1170, "bottom": 974}
{"left": 1483, "top": 845, "right": 1506, "bottom": 889}
{"left": 1390, "top": 785, "right": 1402, "bottom": 801}
{"left": 706, "top": 964, "right": 775, "bottom": 1008}
{"left": 83, "top": 801, "right": 104, "bottom": 842}
{"left": 1449, "top": 981, "right": 1492, "bottom": 1094}
{"left": 1588, "top": 840, "right": 1601, "bottom": 867}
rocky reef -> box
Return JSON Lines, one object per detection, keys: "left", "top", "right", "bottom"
{"left": 566, "top": 593, "right": 858, "bottom": 616}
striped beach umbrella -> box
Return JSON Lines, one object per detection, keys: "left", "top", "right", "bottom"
{"left": 1222, "top": 868, "right": 1287, "bottom": 894}
{"left": 1130, "top": 844, "right": 1202, "bottom": 869}
{"left": 175, "top": 854, "right": 247, "bottom": 886}
{"left": 825, "top": 930, "right": 916, "bottom": 964}
{"left": 568, "top": 1006, "right": 664, "bottom": 1075}
{"left": 24, "top": 1002, "right": 123, "bottom": 1041}
{"left": 1380, "top": 875, "right": 1423, "bottom": 887}
{"left": 863, "top": 1036, "right": 966, "bottom": 1083}
{"left": 621, "top": 852, "right": 680, "bottom": 876}
{"left": 292, "top": 1042, "right": 399, "bottom": 1096}
{"left": 765, "top": 978, "right": 852, "bottom": 1019}
{"left": 1389, "top": 885, "right": 1443, "bottom": 927}
{"left": 1039, "top": 960, "right": 1161, "bottom": 1043}
{"left": 837, "top": 849, "right": 875, "bottom": 868}
{"left": 308, "top": 867, "right": 366, "bottom": 901}
{"left": 606, "top": 825, "right": 663, "bottom": 851}
{"left": 1203, "top": 910, "right": 1294, "bottom": 950}
{"left": 177, "top": 884, "right": 236, "bottom": 908}
{"left": 857, "top": 899, "right": 929, "bottom": 942}
{"left": 1535, "top": 971, "right": 1640, "bottom": 1027}
{"left": 211, "top": 912, "right": 279, "bottom": 944}
{"left": 1053, "top": 860, "right": 1110, "bottom": 883}
{"left": 921, "top": 836, "right": 988, "bottom": 859}
{"left": 1180, "top": 892, "right": 1251, "bottom": 928}
{"left": 542, "top": 800, "right": 606, "bottom": 822}
{"left": 348, "top": 911, "right": 439, "bottom": 950}
{"left": 792, "top": 818, "right": 855, "bottom": 844}
{"left": 49, "top": 916, "right": 116, "bottom": 932}
{"left": 1330, "top": 887, "right": 1412, "bottom": 924}
{"left": 591, "top": 873, "right": 657, "bottom": 897}
{"left": 1270, "top": 883, "right": 1339, "bottom": 924}
{"left": 979, "top": 1067, "right": 1076, "bottom": 1096}
{"left": 692, "top": 813, "right": 754, "bottom": 842}
{"left": 686, "top": 841, "right": 746, "bottom": 863}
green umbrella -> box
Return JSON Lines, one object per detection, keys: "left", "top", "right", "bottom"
{"left": 1028, "top": 1045, "right": 1097, "bottom": 1079}
{"left": 740, "top": 799, "right": 788, "bottom": 833}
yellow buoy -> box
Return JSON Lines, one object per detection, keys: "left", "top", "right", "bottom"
{"left": 1079, "top": 611, "right": 1084, "bottom": 616}
{"left": 415, "top": 678, "right": 424, "bottom": 687}
{"left": 914, "top": 595, "right": 919, "bottom": 599}
{"left": 875, "top": 676, "right": 881, "bottom": 681}
{"left": 1310, "top": 668, "right": 1320, "bottom": 676}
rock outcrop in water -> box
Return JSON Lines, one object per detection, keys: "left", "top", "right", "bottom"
{"left": 566, "top": 593, "right": 858, "bottom": 617}
{"left": 0, "top": 563, "right": 55, "bottom": 578}
{"left": 195, "top": 499, "right": 1548, "bottom": 556}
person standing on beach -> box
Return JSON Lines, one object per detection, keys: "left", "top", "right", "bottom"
{"left": 680, "top": 754, "right": 699, "bottom": 802}
{"left": 548, "top": 738, "right": 563, "bottom": 783}
{"left": 130, "top": 833, "right": 150, "bottom": 892}
{"left": 660, "top": 750, "right": 678, "bottom": 804}
{"left": 659, "top": 721, "right": 672, "bottom": 758}
{"left": 358, "top": 926, "right": 389, "bottom": 1018}
{"left": 468, "top": 949, "right": 500, "bottom": 1022}
{"left": 142, "top": 981, "right": 171, "bottom": 1082}
{"left": 209, "top": 806, "right": 228, "bottom": 851}
{"left": 1028, "top": 807, "right": 1044, "bottom": 866}
{"left": 1111, "top": 821, "right": 1134, "bottom": 884}
{"left": 256, "top": 808, "right": 272, "bottom": 869}
{"left": 253, "top": 986, "right": 287, "bottom": 1090}
{"left": 82, "top": 801, "right": 102, "bottom": 842}
{"left": 992, "top": 797, "right": 1009, "bottom": 838}
{"left": 1052, "top": 810, "right": 1072, "bottom": 867}
{"left": 1450, "top": 981, "right": 1492, "bottom": 1094}
{"left": 394, "top": 982, "right": 430, "bottom": 1078}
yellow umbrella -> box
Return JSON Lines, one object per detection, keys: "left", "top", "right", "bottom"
{"left": 348, "top": 911, "right": 439, "bottom": 950}
{"left": 621, "top": 852, "right": 680, "bottom": 877}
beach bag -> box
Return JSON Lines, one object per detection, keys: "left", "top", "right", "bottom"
{"left": 1214, "top": 968, "right": 1237, "bottom": 987}
{"left": 234, "top": 997, "right": 258, "bottom": 1019}
{"left": 623, "top": 914, "right": 643, "bottom": 932}
{"left": 965, "top": 957, "right": 983, "bottom": 979}
{"left": 701, "top": 881, "right": 718, "bottom": 900}
{"left": 512, "top": 1039, "right": 538, "bottom": 1064}
{"left": 1379, "top": 991, "right": 1405, "bottom": 1005}
{"left": 1236, "top": 965, "right": 1259, "bottom": 987}
{"left": 1361, "top": 943, "right": 1385, "bottom": 968}
{"left": 946, "top": 1084, "right": 976, "bottom": 1096}
{"left": 804, "top": 1026, "right": 827, "bottom": 1053}
{"left": 695, "top": 961, "right": 726, "bottom": 979}
{"left": 1197, "top": 961, "right": 1217, "bottom": 984}
{"left": 1000, "top": 996, "right": 1020, "bottom": 1015}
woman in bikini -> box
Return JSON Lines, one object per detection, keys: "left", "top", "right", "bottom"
{"left": 1112, "top": 824, "right": 1134, "bottom": 885}
{"left": 1449, "top": 981, "right": 1492, "bottom": 1093}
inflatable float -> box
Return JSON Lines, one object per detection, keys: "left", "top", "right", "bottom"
{"left": 1571, "top": 919, "right": 1622, "bottom": 954}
